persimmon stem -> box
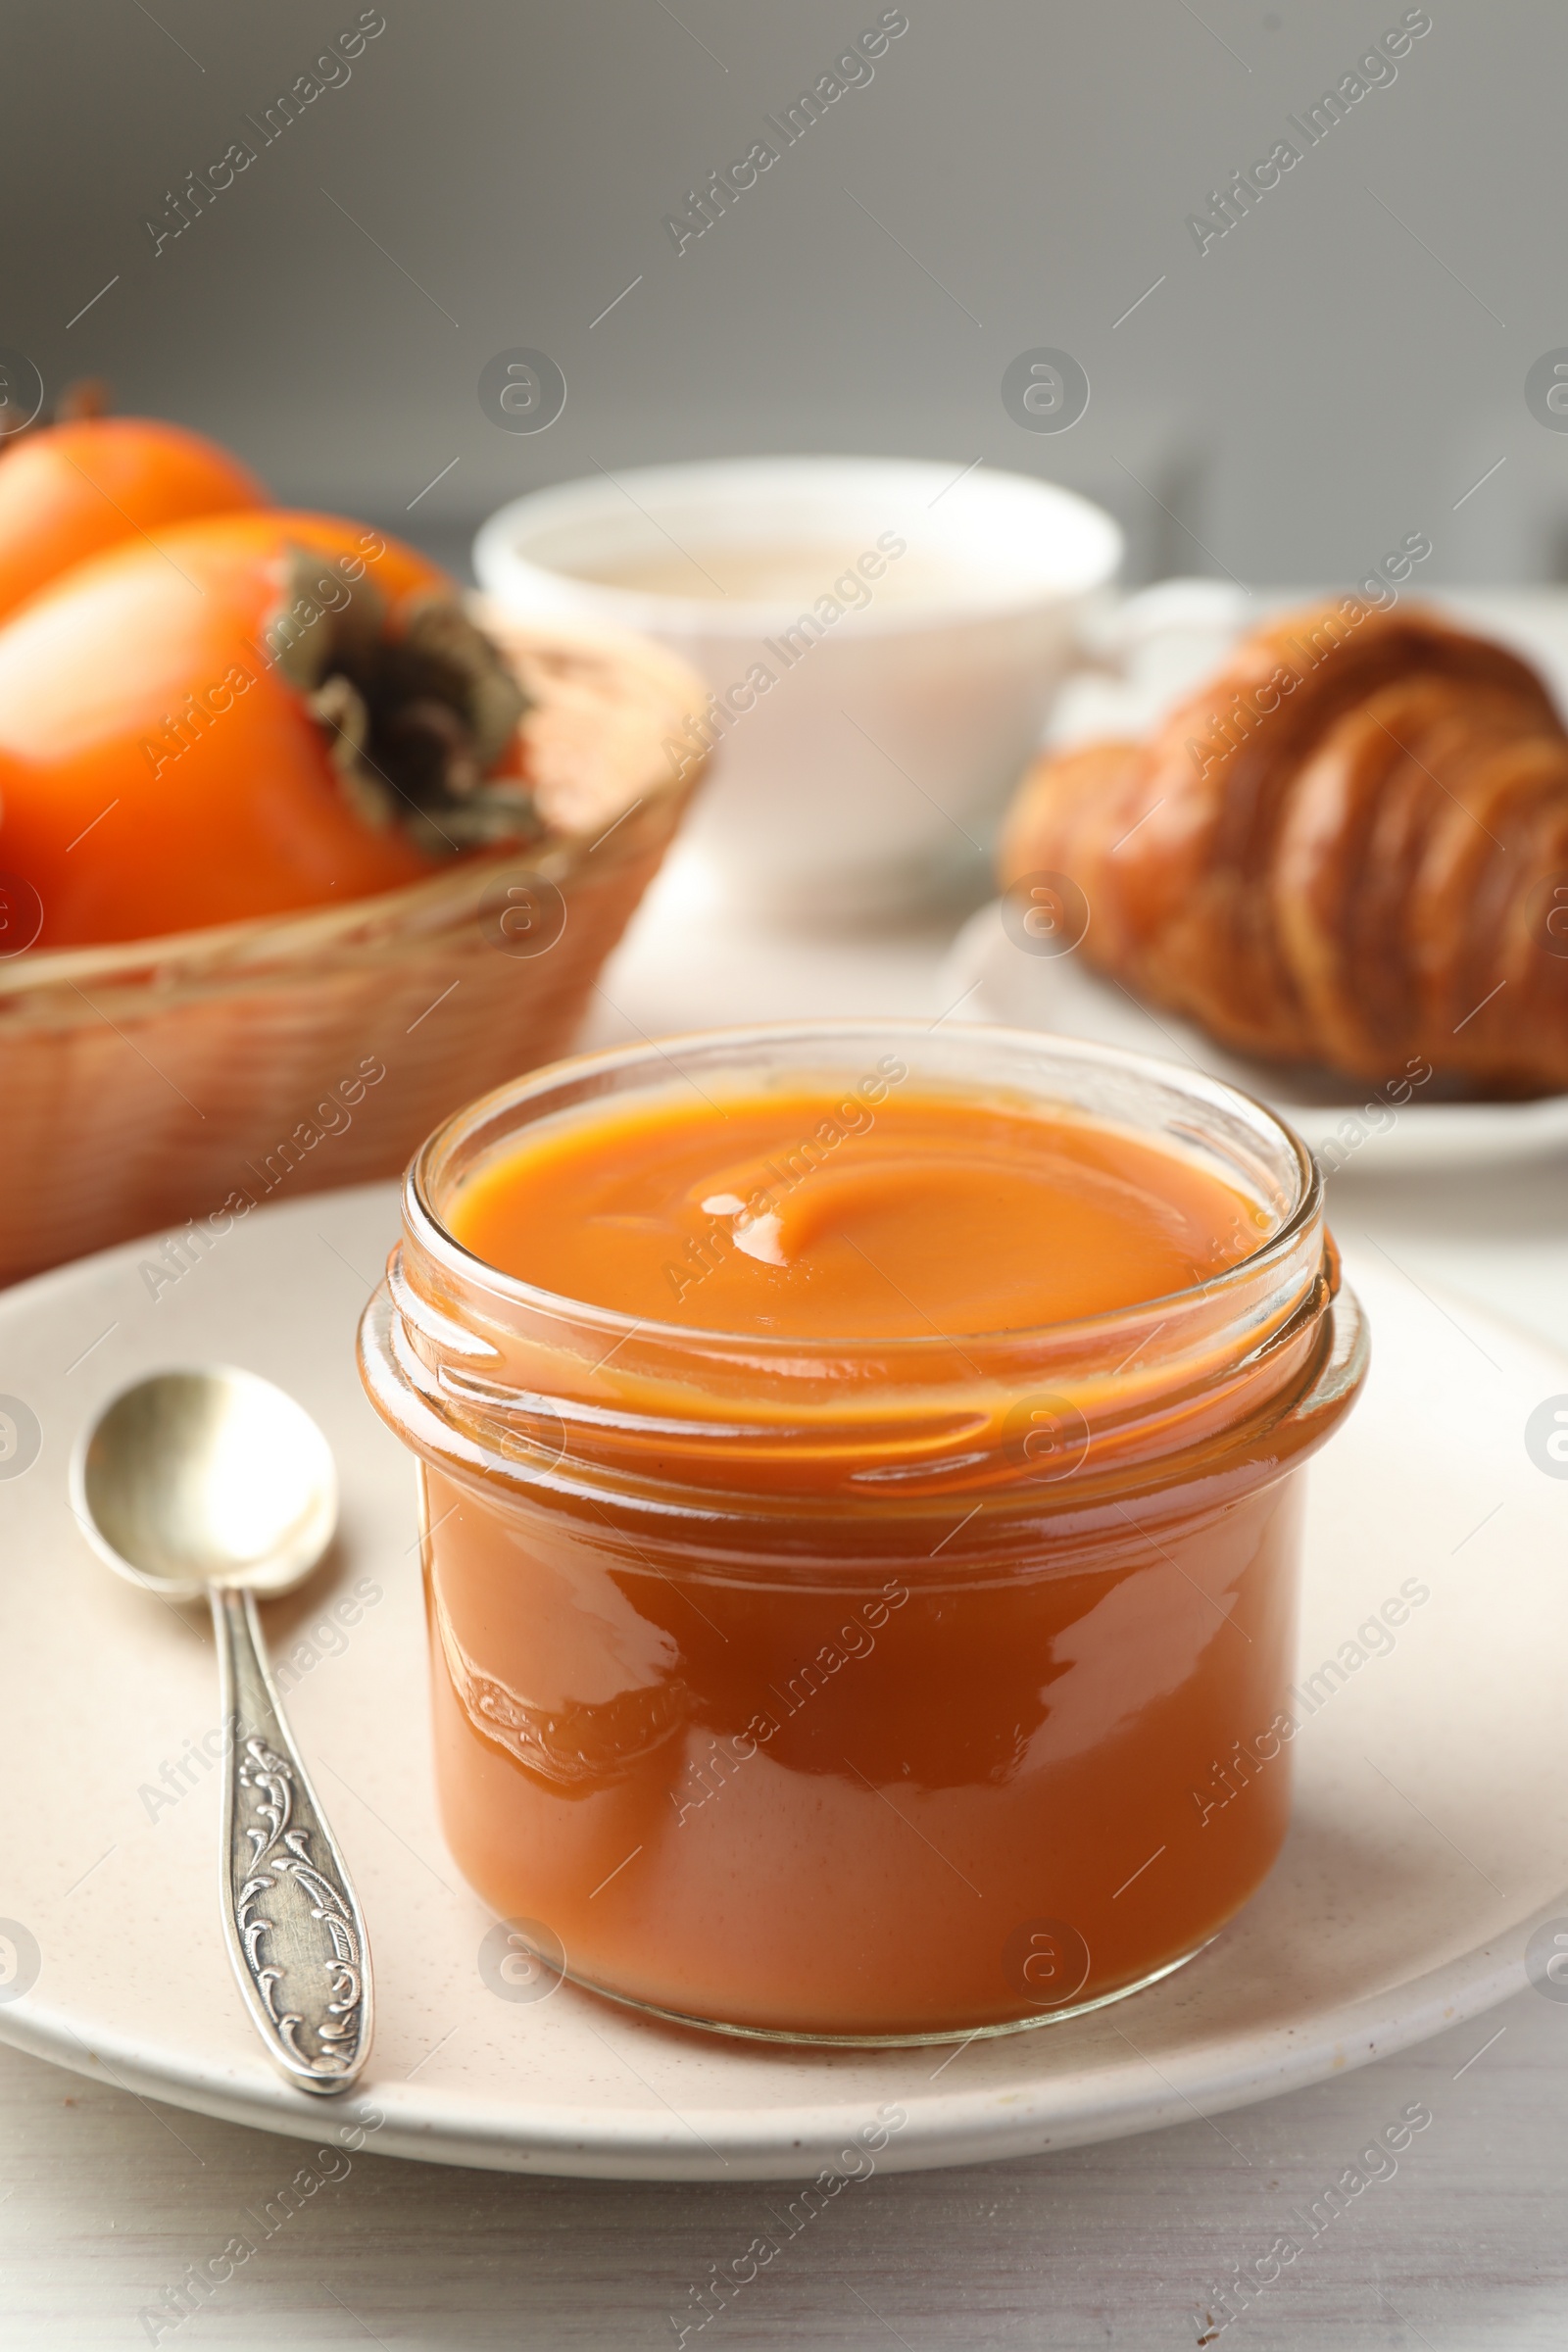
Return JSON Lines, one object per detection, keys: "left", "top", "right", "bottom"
{"left": 270, "top": 545, "right": 535, "bottom": 853}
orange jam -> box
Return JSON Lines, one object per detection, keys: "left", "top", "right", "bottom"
{"left": 446, "top": 1080, "right": 1263, "bottom": 1336}
{"left": 360, "top": 1027, "right": 1366, "bottom": 2042}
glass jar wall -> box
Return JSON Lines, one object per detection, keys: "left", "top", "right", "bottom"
{"left": 359, "top": 1023, "right": 1367, "bottom": 2043}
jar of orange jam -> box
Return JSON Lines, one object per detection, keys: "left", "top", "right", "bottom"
{"left": 359, "top": 1022, "right": 1366, "bottom": 2044}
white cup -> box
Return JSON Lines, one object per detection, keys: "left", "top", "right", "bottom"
{"left": 473, "top": 457, "right": 1122, "bottom": 920}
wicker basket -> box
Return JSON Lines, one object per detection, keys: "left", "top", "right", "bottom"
{"left": 0, "top": 613, "right": 704, "bottom": 1287}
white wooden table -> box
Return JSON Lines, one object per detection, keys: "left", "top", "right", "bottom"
{"left": 8, "top": 604, "right": 1568, "bottom": 2349}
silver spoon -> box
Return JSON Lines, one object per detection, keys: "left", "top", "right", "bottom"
{"left": 73, "top": 1368, "right": 372, "bottom": 2095}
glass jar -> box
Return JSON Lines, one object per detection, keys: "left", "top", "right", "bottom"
{"left": 358, "top": 1022, "right": 1366, "bottom": 2044}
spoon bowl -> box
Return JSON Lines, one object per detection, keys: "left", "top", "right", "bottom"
{"left": 74, "top": 1367, "right": 337, "bottom": 1599}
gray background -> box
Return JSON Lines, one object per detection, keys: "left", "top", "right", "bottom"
{"left": 7, "top": 0, "right": 1560, "bottom": 590}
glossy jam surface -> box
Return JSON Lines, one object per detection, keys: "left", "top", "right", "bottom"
{"left": 445, "top": 1078, "right": 1262, "bottom": 1338}
{"left": 370, "top": 1056, "right": 1356, "bottom": 2041}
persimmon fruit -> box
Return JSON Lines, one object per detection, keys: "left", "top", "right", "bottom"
{"left": 0, "top": 416, "right": 268, "bottom": 623}
{"left": 0, "top": 510, "right": 535, "bottom": 947}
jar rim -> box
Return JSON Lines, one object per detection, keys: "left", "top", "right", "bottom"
{"left": 403, "top": 1018, "right": 1322, "bottom": 1359}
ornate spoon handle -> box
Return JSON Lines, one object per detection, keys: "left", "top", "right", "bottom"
{"left": 212, "top": 1584, "right": 373, "bottom": 2094}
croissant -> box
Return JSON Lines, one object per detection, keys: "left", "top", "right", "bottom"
{"left": 999, "top": 598, "right": 1568, "bottom": 1094}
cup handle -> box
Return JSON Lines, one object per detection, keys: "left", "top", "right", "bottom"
{"left": 212, "top": 1584, "right": 373, "bottom": 2094}
{"left": 1085, "top": 578, "right": 1253, "bottom": 673}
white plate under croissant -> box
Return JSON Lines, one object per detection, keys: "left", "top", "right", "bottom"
{"left": 942, "top": 899, "right": 1568, "bottom": 1175}
{"left": 959, "top": 586, "right": 1568, "bottom": 1174}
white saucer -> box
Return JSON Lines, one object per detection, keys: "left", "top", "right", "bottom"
{"left": 943, "top": 900, "right": 1568, "bottom": 1176}
{"left": 1, "top": 1184, "right": 1565, "bottom": 2180}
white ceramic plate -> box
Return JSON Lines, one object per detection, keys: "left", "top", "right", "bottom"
{"left": 942, "top": 901, "right": 1568, "bottom": 1176}
{"left": 1, "top": 1184, "right": 1565, "bottom": 2180}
